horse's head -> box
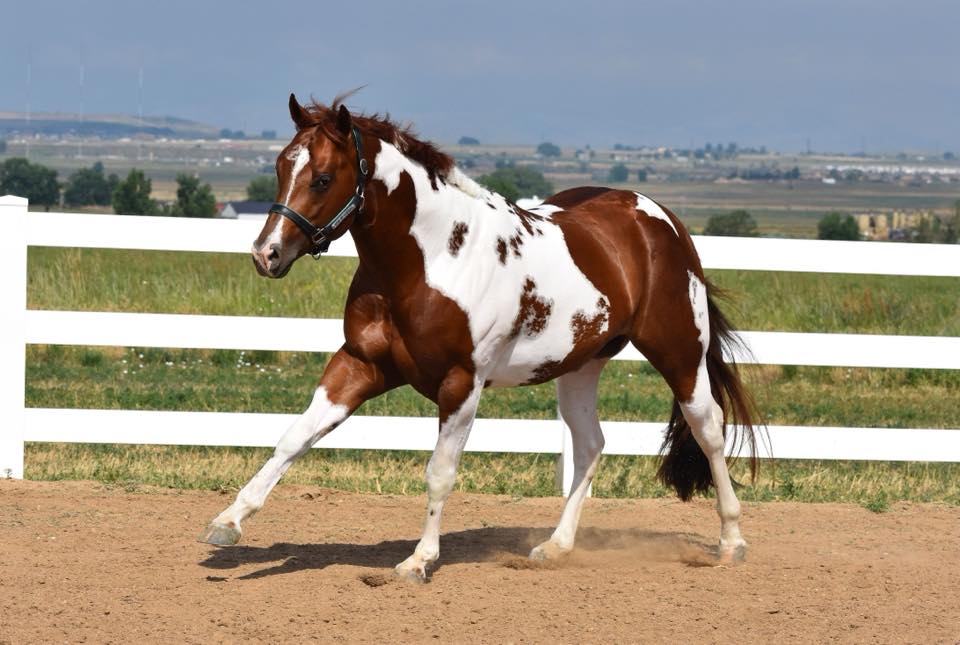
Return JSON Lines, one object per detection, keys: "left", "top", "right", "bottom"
{"left": 252, "top": 94, "right": 366, "bottom": 278}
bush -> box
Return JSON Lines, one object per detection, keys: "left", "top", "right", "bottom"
{"left": 703, "top": 210, "right": 758, "bottom": 237}
{"left": 477, "top": 166, "right": 554, "bottom": 202}
{"left": 536, "top": 142, "right": 561, "bottom": 157}
{"left": 64, "top": 162, "right": 119, "bottom": 207}
{"left": 608, "top": 163, "right": 629, "bottom": 183}
{"left": 246, "top": 175, "right": 278, "bottom": 201}
{"left": 112, "top": 169, "right": 157, "bottom": 215}
{"left": 0, "top": 157, "right": 60, "bottom": 209}
{"left": 169, "top": 173, "right": 216, "bottom": 218}
{"left": 817, "top": 212, "right": 860, "bottom": 240}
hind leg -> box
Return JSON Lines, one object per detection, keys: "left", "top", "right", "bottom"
{"left": 530, "top": 359, "right": 606, "bottom": 561}
{"left": 634, "top": 271, "right": 746, "bottom": 563}
{"left": 680, "top": 395, "right": 746, "bottom": 563}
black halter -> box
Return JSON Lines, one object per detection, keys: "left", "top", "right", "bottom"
{"left": 268, "top": 125, "right": 369, "bottom": 258}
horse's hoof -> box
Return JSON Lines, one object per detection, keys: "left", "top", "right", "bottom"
{"left": 529, "top": 541, "right": 571, "bottom": 562}
{"left": 198, "top": 522, "right": 241, "bottom": 546}
{"left": 394, "top": 560, "right": 429, "bottom": 584}
{"left": 717, "top": 543, "right": 747, "bottom": 566}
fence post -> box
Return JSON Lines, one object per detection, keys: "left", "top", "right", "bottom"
{"left": 0, "top": 195, "right": 28, "bottom": 479}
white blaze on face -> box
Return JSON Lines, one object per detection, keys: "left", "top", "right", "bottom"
{"left": 634, "top": 192, "right": 679, "bottom": 237}
{"left": 373, "top": 142, "right": 610, "bottom": 386}
{"left": 261, "top": 144, "right": 311, "bottom": 247}
{"left": 283, "top": 144, "right": 311, "bottom": 205}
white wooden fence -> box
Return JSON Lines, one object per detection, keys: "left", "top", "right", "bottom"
{"left": 2, "top": 195, "right": 959, "bottom": 493}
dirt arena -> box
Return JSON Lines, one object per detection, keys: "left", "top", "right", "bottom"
{"left": 2, "top": 480, "right": 958, "bottom": 643}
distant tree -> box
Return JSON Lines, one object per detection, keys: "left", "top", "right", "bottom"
{"left": 636, "top": 168, "right": 648, "bottom": 182}
{"left": 260, "top": 129, "right": 277, "bottom": 140}
{"left": 704, "top": 210, "right": 758, "bottom": 237}
{"left": 477, "top": 166, "right": 553, "bottom": 202}
{"left": 169, "top": 173, "right": 216, "bottom": 218}
{"left": 458, "top": 136, "right": 480, "bottom": 145}
{"left": 0, "top": 157, "right": 60, "bottom": 209}
{"left": 784, "top": 166, "right": 801, "bottom": 180}
{"left": 64, "top": 162, "right": 119, "bottom": 207}
{"left": 536, "top": 142, "right": 561, "bottom": 157}
{"left": 478, "top": 174, "right": 520, "bottom": 202}
{"left": 0, "top": 139, "right": 7, "bottom": 154}
{"left": 943, "top": 151, "right": 956, "bottom": 161}
{"left": 246, "top": 175, "right": 278, "bottom": 201}
{"left": 817, "top": 212, "right": 860, "bottom": 240}
{"left": 219, "top": 128, "right": 245, "bottom": 139}
{"left": 608, "top": 163, "right": 629, "bottom": 183}
{"left": 112, "top": 169, "right": 157, "bottom": 215}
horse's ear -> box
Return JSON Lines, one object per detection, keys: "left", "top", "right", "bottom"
{"left": 336, "top": 104, "right": 352, "bottom": 135}
{"left": 288, "top": 93, "right": 311, "bottom": 130}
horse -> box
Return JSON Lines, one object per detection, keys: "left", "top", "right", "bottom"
{"left": 199, "top": 93, "right": 759, "bottom": 581}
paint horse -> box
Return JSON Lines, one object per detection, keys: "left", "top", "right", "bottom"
{"left": 200, "top": 94, "right": 758, "bottom": 581}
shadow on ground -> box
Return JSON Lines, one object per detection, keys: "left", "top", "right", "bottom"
{"left": 199, "top": 526, "right": 717, "bottom": 580}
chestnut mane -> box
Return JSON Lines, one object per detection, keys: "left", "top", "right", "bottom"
{"left": 303, "top": 92, "right": 454, "bottom": 183}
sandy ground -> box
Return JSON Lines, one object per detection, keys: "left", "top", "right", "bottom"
{"left": 1, "top": 480, "right": 958, "bottom": 644}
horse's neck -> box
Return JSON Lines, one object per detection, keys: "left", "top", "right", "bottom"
{"left": 352, "top": 142, "right": 500, "bottom": 283}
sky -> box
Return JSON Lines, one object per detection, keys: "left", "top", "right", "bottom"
{"left": 2, "top": 0, "right": 958, "bottom": 152}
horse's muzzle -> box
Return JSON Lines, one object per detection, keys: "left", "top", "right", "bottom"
{"left": 251, "top": 243, "right": 289, "bottom": 278}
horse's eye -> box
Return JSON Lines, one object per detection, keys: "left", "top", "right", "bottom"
{"left": 311, "top": 174, "right": 333, "bottom": 191}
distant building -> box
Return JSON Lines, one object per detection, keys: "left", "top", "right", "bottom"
{"left": 855, "top": 213, "right": 890, "bottom": 240}
{"left": 218, "top": 201, "right": 272, "bottom": 220}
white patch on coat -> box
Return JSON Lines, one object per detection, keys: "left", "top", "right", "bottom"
{"left": 684, "top": 271, "right": 712, "bottom": 416}
{"left": 527, "top": 203, "right": 563, "bottom": 217}
{"left": 373, "top": 142, "right": 610, "bottom": 386}
{"left": 634, "top": 192, "right": 678, "bottom": 236}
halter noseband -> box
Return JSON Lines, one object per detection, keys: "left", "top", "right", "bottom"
{"left": 268, "top": 125, "right": 369, "bottom": 259}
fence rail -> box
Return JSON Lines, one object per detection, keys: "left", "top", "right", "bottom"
{"left": 2, "top": 197, "right": 959, "bottom": 489}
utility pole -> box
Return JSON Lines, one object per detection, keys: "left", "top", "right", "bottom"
{"left": 78, "top": 63, "right": 85, "bottom": 158}
{"left": 25, "top": 50, "right": 32, "bottom": 159}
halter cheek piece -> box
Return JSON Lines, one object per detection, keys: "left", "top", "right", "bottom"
{"left": 268, "top": 125, "right": 369, "bottom": 259}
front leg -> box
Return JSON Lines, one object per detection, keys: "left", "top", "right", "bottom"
{"left": 199, "top": 346, "right": 395, "bottom": 545}
{"left": 395, "top": 367, "right": 482, "bottom": 582}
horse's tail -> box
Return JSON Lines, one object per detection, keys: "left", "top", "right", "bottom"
{"left": 656, "top": 282, "right": 760, "bottom": 501}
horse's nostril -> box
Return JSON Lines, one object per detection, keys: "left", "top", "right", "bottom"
{"left": 267, "top": 244, "right": 280, "bottom": 263}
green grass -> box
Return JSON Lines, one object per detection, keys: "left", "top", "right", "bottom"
{"left": 21, "top": 246, "right": 960, "bottom": 504}
{"left": 23, "top": 443, "right": 960, "bottom": 506}
{"left": 28, "top": 247, "right": 960, "bottom": 336}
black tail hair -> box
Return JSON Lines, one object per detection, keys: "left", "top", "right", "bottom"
{"left": 656, "top": 281, "right": 761, "bottom": 501}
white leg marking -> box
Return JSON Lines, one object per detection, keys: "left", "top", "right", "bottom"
{"left": 682, "top": 273, "right": 745, "bottom": 556}
{"left": 207, "top": 387, "right": 348, "bottom": 536}
{"left": 531, "top": 359, "right": 607, "bottom": 561}
{"left": 395, "top": 380, "right": 484, "bottom": 581}
{"left": 635, "top": 192, "right": 679, "bottom": 236}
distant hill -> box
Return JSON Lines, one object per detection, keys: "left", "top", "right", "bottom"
{"left": 0, "top": 111, "right": 221, "bottom": 139}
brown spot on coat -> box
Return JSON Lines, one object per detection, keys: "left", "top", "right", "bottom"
{"left": 496, "top": 237, "right": 508, "bottom": 264}
{"left": 508, "top": 230, "right": 524, "bottom": 258}
{"left": 511, "top": 278, "right": 553, "bottom": 339}
{"left": 571, "top": 298, "right": 611, "bottom": 345}
{"left": 448, "top": 221, "right": 468, "bottom": 256}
